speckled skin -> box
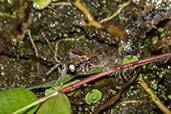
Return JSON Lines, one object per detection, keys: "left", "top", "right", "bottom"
{"left": 60, "top": 42, "right": 122, "bottom": 75}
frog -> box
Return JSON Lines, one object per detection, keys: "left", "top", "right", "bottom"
{"left": 58, "top": 41, "right": 122, "bottom": 78}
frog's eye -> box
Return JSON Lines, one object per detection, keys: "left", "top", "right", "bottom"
{"left": 69, "top": 64, "right": 75, "bottom": 72}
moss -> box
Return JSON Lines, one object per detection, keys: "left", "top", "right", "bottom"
{"left": 118, "top": 14, "right": 126, "bottom": 21}
{"left": 151, "top": 80, "right": 158, "bottom": 90}
{"left": 108, "top": 89, "right": 116, "bottom": 95}
{"left": 168, "top": 95, "right": 171, "bottom": 100}
{"left": 116, "top": 86, "right": 121, "bottom": 90}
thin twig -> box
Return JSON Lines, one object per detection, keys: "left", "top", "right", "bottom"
{"left": 140, "top": 80, "right": 171, "bottom": 114}
{"left": 100, "top": 1, "right": 131, "bottom": 23}
{"left": 119, "top": 100, "right": 152, "bottom": 105}
{"left": 46, "top": 63, "right": 60, "bottom": 75}
{"left": 55, "top": 38, "right": 75, "bottom": 62}
{"left": 52, "top": 2, "right": 71, "bottom": 6}
{"left": 27, "top": 30, "right": 39, "bottom": 58}
{"left": 44, "top": 37, "right": 55, "bottom": 54}
{"left": 27, "top": 30, "right": 40, "bottom": 74}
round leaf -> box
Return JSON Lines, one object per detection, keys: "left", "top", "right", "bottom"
{"left": 37, "top": 93, "right": 71, "bottom": 114}
{"left": 85, "top": 89, "right": 102, "bottom": 105}
{"left": 0, "top": 88, "right": 38, "bottom": 114}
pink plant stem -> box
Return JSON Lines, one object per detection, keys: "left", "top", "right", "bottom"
{"left": 59, "top": 52, "right": 171, "bottom": 93}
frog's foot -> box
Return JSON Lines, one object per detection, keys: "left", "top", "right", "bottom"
{"left": 57, "top": 64, "right": 70, "bottom": 86}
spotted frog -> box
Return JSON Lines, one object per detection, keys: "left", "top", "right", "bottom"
{"left": 59, "top": 41, "right": 122, "bottom": 77}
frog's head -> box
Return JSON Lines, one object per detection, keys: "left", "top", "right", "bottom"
{"left": 67, "top": 52, "right": 91, "bottom": 74}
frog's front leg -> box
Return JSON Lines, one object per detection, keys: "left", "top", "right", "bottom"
{"left": 58, "top": 64, "right": 69, "bottom": 86}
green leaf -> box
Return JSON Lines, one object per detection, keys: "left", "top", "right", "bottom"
{"left": 28, "top": 80, "right": 58, "bottom": 90}
{"left": 33, "top": 0, "right": 51, "bottom": 10}
{"left": 37, "top": 93, "right": 71, "bottom": 114}
{"left": 28, "top": 75, "right": 76, "bottom": 90}
{"left": 45, "top": 79, "right": 80, "bottom": 96}
{"left": 122, "top": 56, "right": 139, "bottom": 65}
{"left": 45, "top": 88, "right": 57, "bottom": 96}
{"left": 0, "top": 88, "right": 38, "bottom": 114}
{"left": 22, "top": 105, "right": 39, "bottom": 114}
{"left": 85, "top": 89, "right": 102, "bottom": 105}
